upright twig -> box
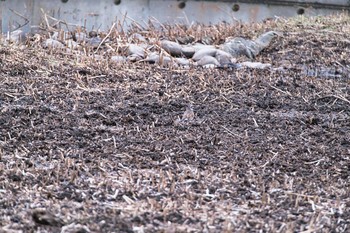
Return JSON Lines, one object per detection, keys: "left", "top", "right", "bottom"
{"left": 95, "top": 22, "right": 117, "bottom": 53}
{"left": 9, "top": 8, "right": 30, "bottom": 31}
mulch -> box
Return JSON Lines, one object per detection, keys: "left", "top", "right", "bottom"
{"left": 0, "top": 13, "right": 349, "bottom": 232}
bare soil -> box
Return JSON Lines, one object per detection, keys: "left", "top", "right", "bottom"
{"left": 0, "top": 14, "right": 350, "bottom": 233}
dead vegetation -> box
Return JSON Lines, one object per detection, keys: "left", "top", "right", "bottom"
{"left": 0, "top": 13, "right": 350, "bottom": 232}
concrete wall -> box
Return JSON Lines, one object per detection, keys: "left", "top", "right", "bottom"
{"left": 1, "top": 0, "right": 349, "bottom": 33}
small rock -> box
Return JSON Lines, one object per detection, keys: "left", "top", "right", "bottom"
{"left": 144, "top": 52, "right": 173, "bottom": 66}
{"left": 176, "top": 35, "right": 194, "bottom": 44}
{"left": 196, "top": 55, "right": 220, "bottom": 66}
{"left": 148, "top": 38, "right": 158, "bottom": 44}
{"left": 181, "top": 46, "right": 196, "bottom": 58}
{"left": 61, "top": 223, "right": 90, "bottom": 233}
{"left": 65, "top": 39, "right": 80, "bottom": 49}
{"left": 277, "top": 59, "right": 293, "bottom": 69}
{"left": 50, "top": 31, "right": 60, "bottom": 40}
{"left": 175, "top": 57, "right": 191, "bottom": 66}
{"left": 174, "top": 105, "right": 195, "bottom": 126}
{"left": 74, "top": 32, "right": 87, "bottom": 42}
{"left": 89, "top": 31, "right": 98, "bottom": 38}
{"left": 240, "top": 61, "right": 272, "bottom": 69}
{"left": 192, "top": 48, "right": 218, "bottom": 61}
{"left": 182, "top": 105, "right": 195, "bottom": 121}
{"left": 192, "top": 43, "right": 216, "bottom": 52}
{"left": 160, "top": 40, "right": 182, "bottom": 57}
{"left": 111, "top": 55, "right": 126, "bottom": 63}
{"left": 130, "top": 33, "right": 147, "bottom": 43}
{"left": 144, "top": 52, "right": 160, "bottom": 63}
{"left": 215, "top": 49, "right": 236, "bottom": 65}
{"left": 32, "top": 209, "right": 64, "bottom": 227}
{"left": 216, "top": 63, "right": 242, "bottom": 69}
{"left": 202, "top": 64, "right": 217, "bottom": 69}
{"left": 127, "top": 54, "right": 143, "bottom": 62}
{"left": 91, "top": 55, "right": 103, "bottom": 61}
{"left": 87, "top": 37, "right": 102, "bottom": 48}
{"left": 159, "top": 56, "right": 173, "bottom": 66}
{"left": 8, "top": 30, "right": 27, "bottom": 44}
{"left": 43, "top": 38, "right": 64, "bottom": 49}
{"left": 201, "top": 36, "right": 214, "bottom": 45}
{"left": 128, "top": 44, "right": 145, "bottom": 58}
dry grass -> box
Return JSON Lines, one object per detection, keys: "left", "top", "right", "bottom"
{"left": 0, "top": 13, "right": 349, "bottom": 233}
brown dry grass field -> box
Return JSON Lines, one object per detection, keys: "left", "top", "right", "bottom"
{"left": 0, "top": 13, "right": 349, "bottom": 232}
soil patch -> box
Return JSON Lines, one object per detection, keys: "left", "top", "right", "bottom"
{"left": 0, "top": 14, "right": 349, "bottom": 232}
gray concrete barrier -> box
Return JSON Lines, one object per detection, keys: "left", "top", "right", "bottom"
{"left": 1, "top": 0, "right": 349, "bottom": 33}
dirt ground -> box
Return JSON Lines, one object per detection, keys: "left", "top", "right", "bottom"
{"left": 0, "top": 14, "right": 350, "bottom": 233}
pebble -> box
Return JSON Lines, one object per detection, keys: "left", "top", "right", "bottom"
{"left": 215, "top": 49, "right": 236, "bottom": 65}
{"left": 144, "top": 52, "right": 173, "bottom": 66}
{"left": 202, "top": 64, "right": 217, "bottom": 69}
{"left": 240, "top": 61, "right": 272, "bottom": 69}
{"left": 128, "top": 44, "right": 145, "bottom": 58}
{"left": 130, "top": 33, "right": 147, "bottom": 43}
{"left": 158, "top": 56, "right": 173, "bottom": 66}
{"left": 192, "top": 48, "right": 218, "bottom": 61}
{"left": 92, "top": 55, "right": 103, "bottom": 61}
{"left": 160, "top": 40, "right": 182, "bottom": 57}
{"left": 74, "top": 32, "right": 87, "bottom": 43}
{"left": 127, "top": 54, "right": 143, "bottom": 62}
{"left": 201, "top": 36, "right": 214, "bottom": 45}
{"left": 89, "top": 31, "right": 98, "bottom": 38}
{"left": 8, "top": 30, "right": 27, "bottom": 44}
{"left": 111, "top": 55, "right": 126, "bottom": 63}
{"left": 50, "top": 31, "right": 60, "bottom": 40}
{"left": 65, "top": 39, "right": 80, "bottom": 50}
{"left": 144, "top": 52, "right": 160, "bottom": 63}
{"left": 192, "top": 43, "right": 216, "bottom": 52}
{"left": 181, "top": 46, "right": 196, "bottom": 58}
{"left": 43, "top": 38, "right": 64, "bottom": 49}
{"left": 196, "top": 55, "right": 220, "bottom": 66}
{"left": 176, "top": 35, "right": 194, "bottom": 44}
{"left": 175, "top": 57, "right": 191, "bottom": 66}
{"left": 87, "top": 37, "right": 102, "bottom": 48}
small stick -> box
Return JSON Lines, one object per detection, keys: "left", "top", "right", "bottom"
{"left": 9, "top": 8, "right": 29, "bottom": 30}
{"left": 220, "top": 125, "right": 243, "bottom": 138}
{"left": 45, "top": 13, "right": 80, "bottom": 30}
{"left": 319, "top": 95, "right": 350, "bottom": 105}
{"left": 269, "top": 84, "right": 292, "bottom": 96}
{"left": 95, "top": 22, "right": 116, "bottom": 53}
{"left": 119, "top": 12, "right": 128, "bottom": 36}
{"left": 4, "top": 93, "right": 15, "bottom": 98}
{"left": 331, "top": 94, "right": 350, "bottom": 104}
{"left": 125, "top": 15, "right": 144, "bottom": 31}
{"left": 149, "top": 16, "right": 166, "bottom": 31}
{"left": 41, "top": 9, "right": 55, "bottom": 32}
